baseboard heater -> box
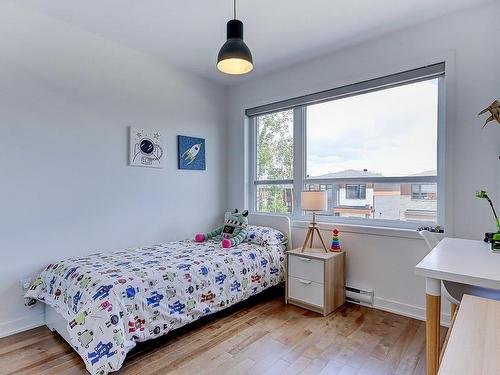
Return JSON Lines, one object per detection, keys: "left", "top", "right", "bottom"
{"left": 345, "top": 285, "right": 374, "bottom": 307}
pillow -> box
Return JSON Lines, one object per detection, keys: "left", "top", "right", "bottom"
{"left": 246, "top": 225, "right": 287, "bottom": 246}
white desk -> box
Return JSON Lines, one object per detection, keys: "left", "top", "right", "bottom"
{"left": 415, "top": 238, "right": 500, "bottom": 375}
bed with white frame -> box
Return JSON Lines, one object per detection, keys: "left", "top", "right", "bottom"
{"left": 33, "top": 213, "right": 291, "bottom": 374}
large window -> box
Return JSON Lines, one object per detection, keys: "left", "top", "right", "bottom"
{"left": 248, "top": 64, "right": 444, "bottom": 228}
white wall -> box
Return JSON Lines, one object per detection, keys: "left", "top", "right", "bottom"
{"left": 227, "top": 2, "right": 500, "bottom": 322}
{"left": 0, "top": 4, "right": 227, "bottom": 336}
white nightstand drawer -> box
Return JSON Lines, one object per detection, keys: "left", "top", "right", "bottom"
{"left": 288, "top": 254, "right": 324, "bottom": 284}
{"left": 288, "top": 276, "right": 324, "bottom": 307}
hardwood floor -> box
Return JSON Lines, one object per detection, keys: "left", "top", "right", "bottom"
{"left": 0, "top": 288, "right": 445, "bottom": 375}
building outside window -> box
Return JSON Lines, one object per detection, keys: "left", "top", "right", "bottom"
{"left": 411, "top": 184, "right": 438, "bottom": 200}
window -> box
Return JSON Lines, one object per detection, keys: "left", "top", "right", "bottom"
{"left": 411, "top": 184, "right": 437, "bottom": 200}
{"left": 248, "top": 63, "right": 444, "bottom": 228}
{"left": 346, "top": 184, "right": 366, "bottom": 200}
{"left": 254, "top": 110, "right": 293, "bottom": 214}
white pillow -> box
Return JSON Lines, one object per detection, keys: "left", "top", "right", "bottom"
{"left": 246, "top": 225, "right": 287, "bottom": 246}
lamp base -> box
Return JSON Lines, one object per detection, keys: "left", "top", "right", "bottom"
{"left": 301, "top": 212, "right": 328, "bottom": 253}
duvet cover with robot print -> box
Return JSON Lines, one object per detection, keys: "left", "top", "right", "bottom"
{"left": 25, "top": 239, "right": 286, "bottom": 375}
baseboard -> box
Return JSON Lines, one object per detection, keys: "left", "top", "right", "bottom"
{"left": 0, "top": 311, "right": 45, "bottom": 338}
{"left": 374, "top": 296, "right": 451, "bottom": 327}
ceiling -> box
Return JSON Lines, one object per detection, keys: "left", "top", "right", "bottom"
{"left": 21, "top": 0, "right": 489, "bottom": 85}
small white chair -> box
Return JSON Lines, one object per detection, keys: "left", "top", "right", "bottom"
{"left": 418, "top": 230, "right": 500, "bottom": 316}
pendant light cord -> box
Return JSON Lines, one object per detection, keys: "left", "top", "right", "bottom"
{"left": 233, "top": 0, "right": 236, "bottom": 19}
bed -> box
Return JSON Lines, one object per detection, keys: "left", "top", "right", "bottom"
{"left": 25, "top": 213, "right": 291, "bottom": 375}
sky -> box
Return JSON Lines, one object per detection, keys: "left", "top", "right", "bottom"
{"left": 306, "top": 78, "right": 439, "bottom": 177}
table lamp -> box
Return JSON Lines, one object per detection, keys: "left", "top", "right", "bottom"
{"left": 301, "top": 191, "right": 328, "bottom": 252}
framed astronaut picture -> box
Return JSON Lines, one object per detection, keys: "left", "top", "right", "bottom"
{"left": 129, "top": 127, "right": 164, "bottom": 168}
{"left": 177, "top": 135, "right": 206, "bottom": 170}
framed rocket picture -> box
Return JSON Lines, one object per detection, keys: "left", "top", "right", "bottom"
{"left": 177, "top": 135, "right": 206, "bottom": 170}
{"left": 129, "top": 127, "right": 164, "bottom": 168}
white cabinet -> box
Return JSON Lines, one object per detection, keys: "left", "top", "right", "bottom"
{"left": 285, "top": 249, "right": 345, "bottom": 316}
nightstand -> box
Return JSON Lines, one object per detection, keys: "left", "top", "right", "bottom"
{"left": 285, "top": 248, "right": 345, "bottom": 316}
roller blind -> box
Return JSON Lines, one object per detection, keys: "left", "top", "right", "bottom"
{"left": 245, "top": 62, "right": 445, "bottom": 117}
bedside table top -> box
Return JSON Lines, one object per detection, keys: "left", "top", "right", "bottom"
{"left": 287, "top": 248, "right": 344, "bottom": 260}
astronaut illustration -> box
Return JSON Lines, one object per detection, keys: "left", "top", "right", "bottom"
{"left": 131, "top": 131, "right": 163, "bottom": 167}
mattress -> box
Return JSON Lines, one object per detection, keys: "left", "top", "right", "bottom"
{"left": 25, "top": 239, "right": 286, "bottom": 375}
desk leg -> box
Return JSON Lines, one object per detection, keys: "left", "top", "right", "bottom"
{"left": 426, "top": 278, "right": 441, "bottom": 375}
{"left": 450, "top": 303, "right": 458, "bottom": 317}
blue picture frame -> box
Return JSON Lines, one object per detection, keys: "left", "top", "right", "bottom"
{"left": 177, "top": 135, "right": 206, "bottom": 170}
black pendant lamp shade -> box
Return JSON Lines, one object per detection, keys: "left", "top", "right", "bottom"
{"left": 217, "top": 1, "right": 253, "bottom": 75}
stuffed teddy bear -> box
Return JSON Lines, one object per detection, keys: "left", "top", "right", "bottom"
{"left": 195, "top": 209, "right": 249, "bottom": 248}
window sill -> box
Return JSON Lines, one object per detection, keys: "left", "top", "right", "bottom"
{"left": 291, "top": 220, "right": 426, "bottom": 240}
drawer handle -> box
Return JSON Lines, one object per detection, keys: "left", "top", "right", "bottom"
{"left": 298, "top": 279, "right": 312, "bottom": 285}
{"left": 297, "top": 257, "right": 311, "bottom": 262}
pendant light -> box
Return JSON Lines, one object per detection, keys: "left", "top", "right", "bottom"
{"left": 217, "top": 0, "right": 253, "bottom": 75}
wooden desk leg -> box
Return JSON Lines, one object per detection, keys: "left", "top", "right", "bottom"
{"left": 450, "top": 302, "right": 458, "bottom": 317}
{"left": 425, "top": 278, "right": 441, "bottom": 375}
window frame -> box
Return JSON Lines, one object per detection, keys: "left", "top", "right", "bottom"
{"left": 247, "top": 64, "right": 445, "bottom": 230}
{"left": 249, "top": 110, "right": 295, "bottom": 214}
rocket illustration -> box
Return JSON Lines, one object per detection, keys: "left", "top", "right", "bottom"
{"left": 182, "top": 143, "right": 202, "bottom": 165}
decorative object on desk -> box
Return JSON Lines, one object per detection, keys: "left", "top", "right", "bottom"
{"left": 478, "top": 100, "right": 500, "bottom": 127}
{"left": 178, "top": 135, "right": 206, "bottom": 170}
{"left": 301, "top": 191, "right": 328, "bottom": 253}
{"left": 417, "top": 225, "right": 443, "bottom": 233}
{"left": 129, "top": 127, "right": 164, "bottom": 168}
{"left": 476, "top": 190, "right": 500, "bottom": 252}
{"left": 330, "top": 229, "right": 341, "bottom": 252}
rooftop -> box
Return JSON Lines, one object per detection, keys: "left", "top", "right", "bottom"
{"left": 312, "top": 169, "right": 382, "bottom": 179}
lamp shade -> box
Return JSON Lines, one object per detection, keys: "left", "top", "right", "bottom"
{"left": 217, "top": 19, "right": 253, "bottom": 75}
{"left": 301, "top": 191, "right": 327, "bottom": 211}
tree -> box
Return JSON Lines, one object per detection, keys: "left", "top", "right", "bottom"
{"left": 256, "top": 111, "right": 293, "bottom": 213}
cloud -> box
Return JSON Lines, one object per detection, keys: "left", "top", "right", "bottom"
{"left": 306, "top": 79, "right": 438, "bottom": 177}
